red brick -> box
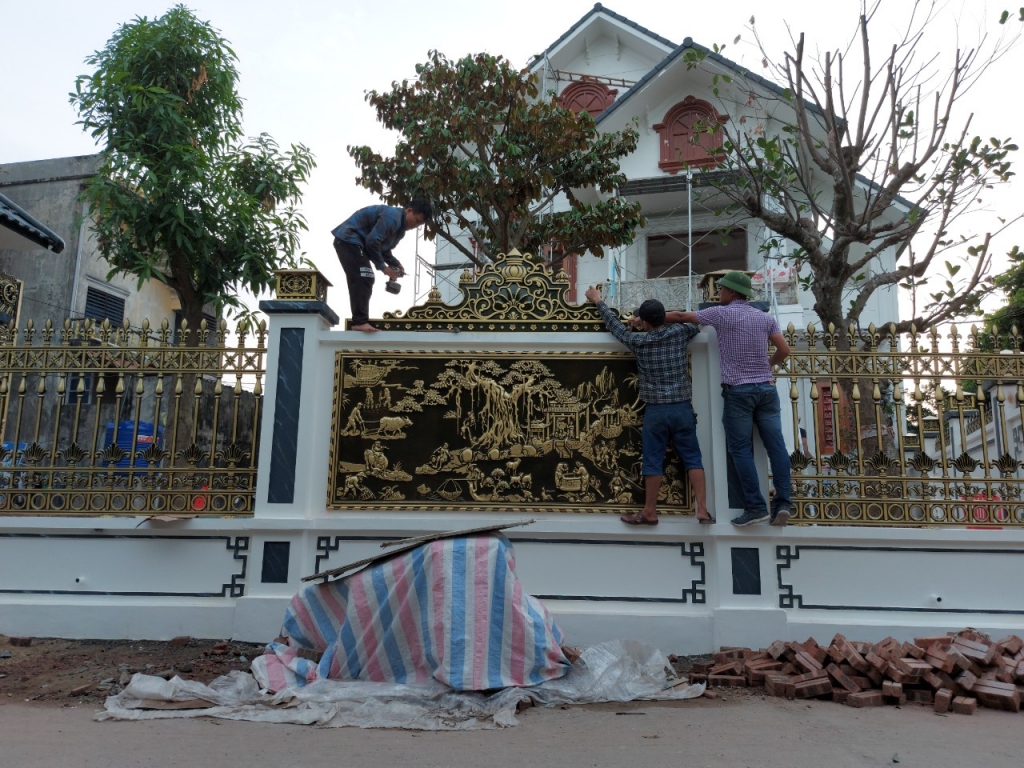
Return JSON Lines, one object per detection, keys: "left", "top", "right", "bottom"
{"left": 924, "top": 646, "right": 956, "bottom": 673}
{"left": 707, "top": 675, "right": 747, "bottom": 688}
{"left": 849, "top": 675, "right": 875, "bottom": 690}
{"left": 951, "top": 637, "right": 996, "bottom": 665}
{"left": 956, "top": 670, "right": 978, "bottom": 691}
{"left": 712, "top": 648, "right": 748, "bottom": 664}
{"left": 766, "top": 640, "right": 789, "bottom": 660}
{"left": 710, "top": 660, "right": 744, "bottom": 676}
{"left": 794, "top": 677, "right": 834, "bottom": 699}
{"left": 995, "top": 635, "right": 1023, "bottom": 656}
{"left": 906, "top": 688, "right": 934, "bottom": 704}
{"left": 832, "top": 689, "right": 851, "bottom": 704}
{"left": 865, "top": 652, "right": 888, "bottom": 674}
{"left": 826, "top": 663, "right": 862, "bottom": 693}
{"left": 794, "top": 651, "right": 823, "bottom": 673}
{"left": 951, "top": 696, "right": 977, "bottom": 715}
{"left": 914, "top": 636, "right": 952, "bottom": 649}
{"left": 846, "top": 690, "right": 884, "bottom": 708}
{"left": 765, "top": 674, "right": 795, "bottom": 699}
{"left": 933, "top": 688, "right": 953, "bottom": 713}
{"left": 973, "top": 680, "right": 1021, "bottom": 712}
{"left": 882, "top": 681, "right": 903, "bottom": 697}
{"left": 901, "top": 642, "right": 926, "bottom": 659}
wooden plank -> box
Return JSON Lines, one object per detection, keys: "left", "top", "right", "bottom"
{"left": 378, "top": 519, "right": 536, "bottom": 549}
{"left": 302, "top": 519, "right": 536, "bottom": 582}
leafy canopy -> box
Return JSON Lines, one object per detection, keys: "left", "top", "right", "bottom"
{"left": 70, "top": 4, "right": 315, "bottom": 330}
{"left": 349, "top": 50, "right": 643, "bottom": 266}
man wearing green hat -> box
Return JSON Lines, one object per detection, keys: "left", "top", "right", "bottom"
{"left": 664, "top": 270, "right": 792, "bottom": 527}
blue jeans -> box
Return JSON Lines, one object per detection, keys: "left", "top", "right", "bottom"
{"left": 721, "top": 383, "right": 791, "bottom": 514}
{"left": 641, "top": 401, "right": 703, "bottom": 476}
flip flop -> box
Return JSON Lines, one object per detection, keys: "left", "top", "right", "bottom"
{"left": 621, "top": 512, "right": 658, "bottom": 526}
{"left": 697, "top": 512, "right": 716, "bottom": 525}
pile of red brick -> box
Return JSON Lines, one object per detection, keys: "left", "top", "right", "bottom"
{"left": 688, "top": 629, "right": 1023, "bottom": 715}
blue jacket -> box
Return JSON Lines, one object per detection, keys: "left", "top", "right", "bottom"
{"left": 332, "top": 205, "right": 406, "bottom": 272}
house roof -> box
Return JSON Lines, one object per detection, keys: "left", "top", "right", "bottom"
{"left": 595, "top": 37, "right": 918, "bottom": 214}
{"left": 530, "top": 3, "right": 676, "bottom": 68}
{"left": 0, "top": 191, "right": 65, "bottom": 253}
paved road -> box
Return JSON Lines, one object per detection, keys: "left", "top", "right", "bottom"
{"left": 3, "top": 694, "right": 1020, "bottom": 768}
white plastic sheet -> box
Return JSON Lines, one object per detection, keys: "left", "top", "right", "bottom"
{"left": 98, "top": 640, "right": 704, "bottom": 730}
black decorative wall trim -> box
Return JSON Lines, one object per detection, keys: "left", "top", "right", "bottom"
{"left": 777, "top": 544, "right": 1024, "bottom": 614}
{"left": 731, "top": 547, "right": 761, "bottom": 595}
{"left": 0, "top": 533, "right": 248, "bottom": 598}
{"left": 268, "top": 327, "right": 305, "bottom": 503}
{"left": 261, "top": 541, "right": 291, "bottom": 584}
{"left": 313, "top": 535, "right": 707, "bottom": 605}
{"left": 259, "top": 300, "right": 339, "bottom": 326}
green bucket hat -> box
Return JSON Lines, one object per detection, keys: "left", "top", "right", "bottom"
{"left": 717, "top": 270, "right": 753, "bottom": 297}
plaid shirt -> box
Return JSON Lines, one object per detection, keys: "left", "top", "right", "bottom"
{"left": 596, "top": 301, "right": 698, "bottom": 403}
{"left": 331, "top": 205, "right": 406, "bottom": 271}
{"left": 696, "top": 301, "right": 780, "bottom": 385}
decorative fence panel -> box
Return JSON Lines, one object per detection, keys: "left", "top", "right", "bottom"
{"left": 780, "top": 323, "right": 1024, "bottom": 528}
{"left": 0, "top": 317, "right": 265, "bottom": 517}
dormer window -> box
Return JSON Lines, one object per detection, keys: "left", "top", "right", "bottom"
{"left": 558, "top": 80, "right": 618, "bottom": 117}
{"left": 654, "top": 96, "right": 728, "bottom": 173}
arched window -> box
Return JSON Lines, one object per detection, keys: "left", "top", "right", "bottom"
{"left": 559, "top": 80, "right": 618, "bottom": 117}
{"left": 653, "top": 96, "right": 728, "bottom": 173}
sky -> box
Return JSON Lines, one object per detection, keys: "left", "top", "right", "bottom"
{"left": 3, "top": 0, "right": 1022, "bottom": 323}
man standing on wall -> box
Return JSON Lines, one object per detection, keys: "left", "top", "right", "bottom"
{"left": 665, "top": 270, "right": 792, "bottom": 527}
{"left": 585, "top": 286, "right": 712, "bottom": 526}
{"left": 332, "top": 200, "right": 432, "bottom": 332}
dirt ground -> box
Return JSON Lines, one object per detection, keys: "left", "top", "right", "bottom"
{"left": 0, "top": 634, "right": 268, "bottom": 705}
{"left": 0, "top": 634, "right": 726, "bottom": 707}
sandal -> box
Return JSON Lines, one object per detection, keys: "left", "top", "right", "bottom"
{"left": 697, "top": 512, "right": 716, "bottom": 525}
{"left": 621, "top": 512, "right": 659, "bottom": 526}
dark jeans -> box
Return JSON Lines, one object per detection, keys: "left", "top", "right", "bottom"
{"left": 334, "top": 238, "right": 375, "bottom": 325}
{"left": 721, "top": 382, "right": 791, "bottom": 514}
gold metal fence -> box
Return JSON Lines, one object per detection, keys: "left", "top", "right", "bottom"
{"left": 780, "top": 322, "right": 1024, "bottom": 527}
{"left": 0, "top": 317, "right": 265, "bottom": 517}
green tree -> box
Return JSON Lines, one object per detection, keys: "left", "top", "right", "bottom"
{"left": 70, "top": 4, "right": 315, "bottom": 335}
{"left": 348, "top": 50, "right": 643, "bottom": 268}
{"left": 683, "top": 2, "right": 1023, "bottom": 332}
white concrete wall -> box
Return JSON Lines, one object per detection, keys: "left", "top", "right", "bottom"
{"left": 3, "top": 307, "right": 1024, "bottom": 650}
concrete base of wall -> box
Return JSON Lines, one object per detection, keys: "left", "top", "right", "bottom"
{"left": 3, "top": 515, "right": 1023, "bottom": 649}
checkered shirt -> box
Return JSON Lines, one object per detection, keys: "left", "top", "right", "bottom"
{"left": 696, "top": 301, "right": 780, "bottom": 385}
{"left": 596, "top": 301, "right": 698, "bottom": 403}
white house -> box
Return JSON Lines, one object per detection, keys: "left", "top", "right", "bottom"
{"left": 431, "top": 3, "right": 910, "bottom": 336}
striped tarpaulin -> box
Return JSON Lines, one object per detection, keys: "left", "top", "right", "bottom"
{"left": 253, "top": 533, "right": 570, "bottom": 692}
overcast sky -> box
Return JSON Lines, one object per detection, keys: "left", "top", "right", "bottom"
{"left": 3, "top": 1, "right": 1021, "bottom": 322}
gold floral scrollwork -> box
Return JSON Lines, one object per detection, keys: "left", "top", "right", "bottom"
{"left": 789, "top": 450, "right": 812, "bottom": 472}
{"left": 274, "top": 270, "right": 331, "bottom": 302}
{"left": 378, "top": 250, "right": 612, "bottom": 332}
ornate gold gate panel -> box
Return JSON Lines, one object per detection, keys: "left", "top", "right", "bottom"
{"left": 327, "top": 350, "right": 693, "bottom": 515}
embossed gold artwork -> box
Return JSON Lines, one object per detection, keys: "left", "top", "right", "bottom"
{"left": 327, "top": 351, "right": 694, "bottom": 514}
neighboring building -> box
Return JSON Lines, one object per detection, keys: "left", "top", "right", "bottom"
{"left": 431, "top": 3, "right": 908, "bottom": 334}
{"left": 0, "top": 155, "right": 180, "bottom": 334}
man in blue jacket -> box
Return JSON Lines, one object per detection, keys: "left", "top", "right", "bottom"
{"left": 332, "top": 200, "right": 432, "bottom": 331}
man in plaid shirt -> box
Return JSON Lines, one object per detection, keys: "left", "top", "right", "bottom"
{"left": 666, "top": 271, "right": 792, "bottom": 527}
{"left": 586, "top": 286, "right": 712, "bottom": 526}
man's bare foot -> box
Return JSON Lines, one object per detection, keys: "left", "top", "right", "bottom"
{"left": 351, "top": 323, "right": 379, "bottom": 333}
{"left": 696, "top": 508, "right": 715, "bottom": 524}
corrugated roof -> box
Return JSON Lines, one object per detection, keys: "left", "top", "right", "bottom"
{"left": 0, "top": 191, "right": 65, "bottom": 253}
{"left": 530, "top": 3, "right": 676, "bottom": 68}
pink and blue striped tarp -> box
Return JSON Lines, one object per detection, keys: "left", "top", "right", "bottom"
{"left": 254, "top": 533, "right": 571, "bottom": 692}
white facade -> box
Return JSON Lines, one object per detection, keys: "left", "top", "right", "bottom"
{"left": 431, "top": 6, "right": 904, "bottom": 331}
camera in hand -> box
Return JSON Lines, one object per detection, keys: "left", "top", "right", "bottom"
{"left": 385, "top": 279, "right": 402, "bottom": 295}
